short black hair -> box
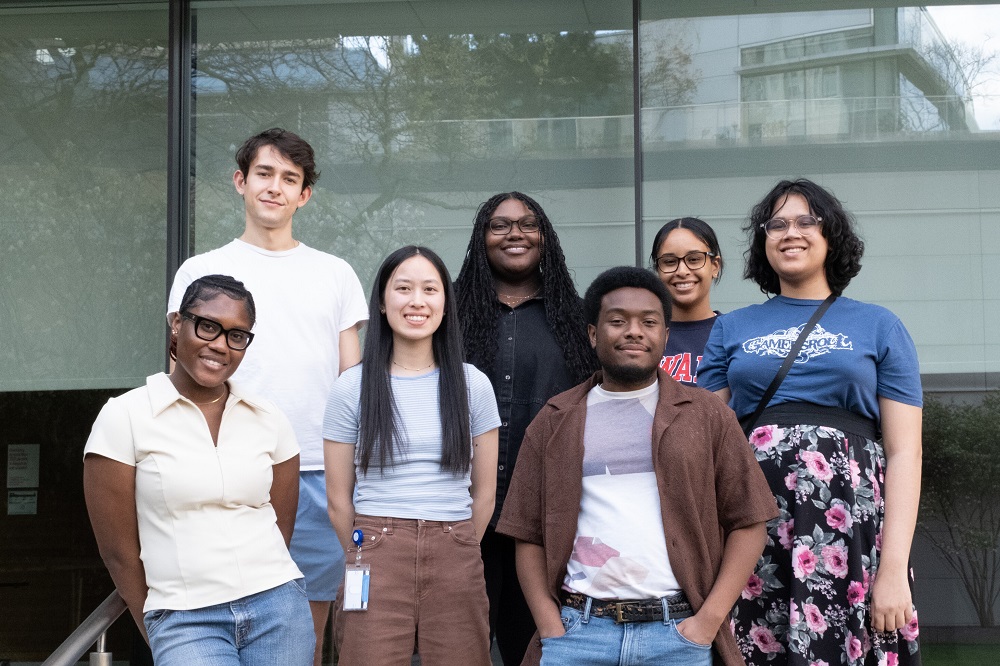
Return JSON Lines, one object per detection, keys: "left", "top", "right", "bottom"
{"left": 179, "top": 274, "right": 256, "bottom": 326}
{"left": 650, "top": 216, "right": 724, "bottom": 284}
{"left": 235, "top": 127, "right": 320, "bottom": 190}
{"left": 171, "top": 274, "right": 255, "bottom": 361}
{"left": 583, "top": 266, "right": 672, "bottom": 326}
{"left": 744, "top": 178, "right": 864, "bottom": 296}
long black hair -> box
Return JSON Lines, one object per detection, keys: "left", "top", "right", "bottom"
{"left": 744, "top": 179, "right": 864, "bottom": 296}
{"left": 454, "top": 192, "right": 597, "bottom": 383}
{"left": 358, "top": 246, "right": 471, "bottom": 476}
{"left": 650, "top": 216, "right": 724, "bottom": 284}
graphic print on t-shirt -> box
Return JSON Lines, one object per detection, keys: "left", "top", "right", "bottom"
{"left": 660, "top": 352, "right": 701, "bottom": 384}
{"left": 564, "top": 386, "right": 679, "bottom": 599}
{"left": 742, "top": 323, "right": 852, "bottom": 363}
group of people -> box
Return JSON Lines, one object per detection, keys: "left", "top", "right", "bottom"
{"left": 83, "top": 128, "right": 922, "bottom": 666}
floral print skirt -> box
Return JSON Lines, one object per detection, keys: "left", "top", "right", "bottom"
{"left": 732, "top": 404, "right": 920, "bottom": 666}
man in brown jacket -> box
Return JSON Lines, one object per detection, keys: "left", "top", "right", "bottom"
{"left": 497, "top": 266, "right": 778, "bottom": 665}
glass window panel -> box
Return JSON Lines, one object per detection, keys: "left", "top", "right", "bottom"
{"left": 0, "top": 3, "right": 169, "bottom": 391}
{"left": 189, "top": 1, "right": 635, "bottom": 293}
{"left": 641, "top": 3, "right": 1000, "bottom": 381}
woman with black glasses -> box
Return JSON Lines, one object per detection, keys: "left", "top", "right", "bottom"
{"left": 84, "top": 274, "right": 313, "bottom": 665}
{"left": 455, "top": 192, "right": 597, "bottom": 665}
{"left": 698, "top": 180, "right": 922, "bottom": 666}
{"left": 650, "top": 217, "right": 724, "bottom": 386}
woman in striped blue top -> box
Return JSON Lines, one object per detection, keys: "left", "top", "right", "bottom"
{"left": 323, "top": 246, "right": 501, "bottom": 666}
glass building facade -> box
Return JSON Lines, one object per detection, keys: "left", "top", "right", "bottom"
{"left": 2, "top": 0, "right": 998, "bottom": 660}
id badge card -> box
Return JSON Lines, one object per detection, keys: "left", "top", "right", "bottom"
{"left": 342, "top": 564, "right": 370, "bottom": 611}
{"left": 343, "top": 528, "right": 370, "bottom": 612}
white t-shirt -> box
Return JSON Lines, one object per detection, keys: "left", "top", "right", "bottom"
{"left": 563, "top": 380, "right": 681, "bottom": 600}
{"left": 323, "top": 364, "right": 501, "bottom": 521}
{"left": 168, "top": 239, "right": 369, "bottom": 469}
{"left": 84, "top": 373, "right": 303, "bottom": 612}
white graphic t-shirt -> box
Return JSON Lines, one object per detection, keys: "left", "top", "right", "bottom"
{"left": 562, "top": 380, "right": 680, "bottom": 600}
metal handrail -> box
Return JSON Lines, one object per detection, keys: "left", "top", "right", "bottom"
{"left": 42, "top": 590, "right": 127, "bottom": 666}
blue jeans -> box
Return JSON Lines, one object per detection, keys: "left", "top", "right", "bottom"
{"left": 540, "top": 602, "right": 713, "bottom": 666}
{"left": 144, "top": 580, "right": 315, "bottom": 666}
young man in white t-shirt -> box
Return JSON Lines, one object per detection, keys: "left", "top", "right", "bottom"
{"left": 497, "top": 267, "right": 777, "bottom": 666}
{"left": 167, "top": 128, "right": 368, "bottom": 666}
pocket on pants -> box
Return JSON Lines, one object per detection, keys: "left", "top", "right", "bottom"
{"left": 352, "top": 516, "right": 390, "bottom": 552}
{"left": 670, "top": 620, "right": 712, "bottom": 649}
{"left": 289, "top": 577, "right": 309, "bottom": 598}
{"left": 448, "top": 519, "right": 480, "bottom": 546}
{"left": 557, "top": 605, "right": 584, "bottom": 637}
{"left": 143, "top": 608, "right": 172, "bottom": 636}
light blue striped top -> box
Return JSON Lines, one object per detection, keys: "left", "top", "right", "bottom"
{"left": 323, "top": 363, "right": 501, "bottom": 521}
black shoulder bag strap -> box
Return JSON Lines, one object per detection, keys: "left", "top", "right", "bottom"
{"left": 741, "top": 293, "right": 837, "bottom": 437}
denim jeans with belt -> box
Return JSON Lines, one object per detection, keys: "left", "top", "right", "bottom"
{"left": 539, "top": 598, "right": 713, "bottom": 666}
{"left": 143, "top": 579, "right": 314, "bottom": 666}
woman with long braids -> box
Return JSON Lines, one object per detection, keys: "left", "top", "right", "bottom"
{"left": 324, "top": 246, "right": 500, "bottom": 665}
{"left": 455, "top": 192, "right": 597, "bottom": 665}
{"left": 84, "top": 275, "right": 313, "bottom": 665}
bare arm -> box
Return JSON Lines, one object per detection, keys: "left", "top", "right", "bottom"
{"left": 338, "top": 323, "right": 363, "bottom": 374}
{"left": 870, "top": 397, "right": 922, "bottom": 632}
{"left": 469, "top": 429, "right": 498, "bottom": 541}
{"left": 271, "top": 455, "right": 300, "bottom": 548}
{"left": 515, "top": 540, "right": 564, "bottom": 639}
{"left": 713, "top": 387, "right": 731, "bottom": 404}
{"left": 83, "top": 454, "right": 150, "bottom": 642}
{"left": 324, "top": 441, "right": 358, "bottom": 554}
{"left": 677, "top": 522, "right": 768, "bottom": 646}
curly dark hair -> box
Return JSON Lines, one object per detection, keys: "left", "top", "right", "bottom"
{"left": 235, "top": 127, "right": 320, "bottom": 190}
{"left": 454, "top": 192, "right": 597, "bottom": 384}
{"left": 743, "top": 179, "right": 864, "bottom": 296}
{"left": 583, "top": 266, "right": 672, "bottom": 326}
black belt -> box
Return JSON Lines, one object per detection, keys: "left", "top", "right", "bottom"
{"left": 741, "top": 402, "right": 879, "bottom": 441}
{"left": 559, "top": 591, "right": 693, "bottom": 623}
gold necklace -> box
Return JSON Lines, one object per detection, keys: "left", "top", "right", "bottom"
{"left": 497, "top": 287, "right": 540, "bottom": 307}
{"left": 392, "top": 360, "right": 435, "bottom": 372}
{"left": 192, "top": 386, "right": 228, "bottom": 406}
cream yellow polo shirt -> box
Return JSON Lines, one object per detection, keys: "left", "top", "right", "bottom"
{"left": 84, "top": 373, "right": 303, "bottom": 612}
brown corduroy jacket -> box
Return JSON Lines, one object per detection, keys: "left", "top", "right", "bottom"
{"left": 496, "top": 369, "right": 779, "bottom": 666}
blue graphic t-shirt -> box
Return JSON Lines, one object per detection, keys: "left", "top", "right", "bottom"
{"left": 697, "top": 296, "right": 922, "bottom": 422}
{"left": 659, "top": 313, "right": 719, "bottom": 386}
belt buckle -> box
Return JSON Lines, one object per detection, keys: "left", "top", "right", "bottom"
{"left": 614, "top": 602, "right": 628, "bottom": 623}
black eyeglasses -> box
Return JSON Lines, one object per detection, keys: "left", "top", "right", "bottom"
{"left": 761, "top": 215, "right": 822, "bottom": 240}
{"left": 488, "top": 215, "right": 540, "bottom": 235}
{"left": 180, "top": 312, "right": 255, "bottom": 351}
{"left": 655, "top": 251, "right": 716, "bottom": 274}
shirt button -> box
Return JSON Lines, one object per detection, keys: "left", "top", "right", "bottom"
{"left": 505, "top": 375, "right": 511, "bottom": 380}
{"left": 498, "top": 465, "right": 505, "bottom": 471}
{"left": 502, "top": 421, "right": 508, "bottom": 427}
{"left": 508, "top": 336, "right": 513, "bottom": 340}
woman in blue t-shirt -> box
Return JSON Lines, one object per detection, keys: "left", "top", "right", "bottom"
{"left": 650, "top": 217, "right": 723, "bottom": 386}
{"left": 698, "top": 180, "right": 922, "bottom": 666}
{"left": 323, "top": 246, "right": 500, "bottom": 666}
